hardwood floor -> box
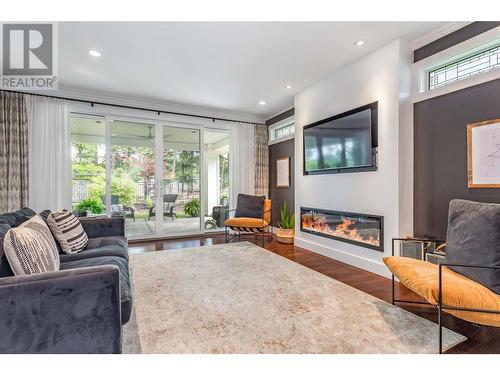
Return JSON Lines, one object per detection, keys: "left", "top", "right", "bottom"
{"left": 128, "top": 234, "right": 500, "bottom": 354}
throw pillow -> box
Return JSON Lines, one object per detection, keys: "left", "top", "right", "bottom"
{"left": 445, "top": 199, "right": 500, "bottom": 294}
{"left": 39, "top": 209, "right": 64, "bottom": 254}
{"left": 47, "top": 209, "right": 89, "bottom": 254}
{"left": 4, "top": 214, "right": 60, "bottom": 275}
{"left": 234, "top": 194, "right": 266, "bottom": 219}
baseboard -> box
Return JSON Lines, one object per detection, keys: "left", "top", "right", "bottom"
{"left": 294, "top": 237, "right": 392, "bottom": 279}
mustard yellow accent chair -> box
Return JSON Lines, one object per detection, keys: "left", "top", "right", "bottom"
{"left": 224, "top": 194, "right": 272, "bottom": 246}
{"left": 384, "top": 249, "right": 500, "bottom": 353}
{"left": 384, "top": 256, "right": 500, "bottom": 327}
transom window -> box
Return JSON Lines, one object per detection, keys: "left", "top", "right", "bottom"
{"left": 273, "top": 123, "right": 295, "bottom": 140}
{"left": 428, "top": 44, "right": 500, "bottom": 90}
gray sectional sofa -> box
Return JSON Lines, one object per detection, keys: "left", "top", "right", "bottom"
{"left": 0, "top": 208, "right": 132, "bottom": 354}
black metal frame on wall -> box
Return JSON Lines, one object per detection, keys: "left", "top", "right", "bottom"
{"left": 300, "top": 207, "right": 384, "bottom": 252}
{"left": 302, "top": 102, "right": 378, "bottom": 176}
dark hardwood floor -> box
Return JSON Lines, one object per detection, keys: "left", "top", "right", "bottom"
{"left": 129, "top": 234, "right": 500, "bottom": 354}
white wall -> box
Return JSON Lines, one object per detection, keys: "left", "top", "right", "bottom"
{"left": 294, "top": 39, "right": 412, "bottom": 277}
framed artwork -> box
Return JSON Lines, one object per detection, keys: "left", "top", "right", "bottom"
{"left": 467, "top": 118, "right": 500, "bottom": 188}
{"left": 276, "top": 157, "right": 290, "bottom": 188}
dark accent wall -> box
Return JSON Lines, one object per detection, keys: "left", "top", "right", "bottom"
{"left": 414, "top": 78, "right": 500, "bottom": 239}
{"left": 414, "top": 22, "right": 500, "bottom": 62}
{"left": 267, "top": 109, "right": 295, "bottom": 227}
{"left": 269, "top": 138, "right": 294, "bottom": 226}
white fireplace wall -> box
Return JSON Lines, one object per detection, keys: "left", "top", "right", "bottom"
{"left": 294, "top": 39, "right": 412, "bottom": 277}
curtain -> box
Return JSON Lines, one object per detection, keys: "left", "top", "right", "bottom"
{"left": 254, "top": 124, "right": 269, "bottom": 197}
{"left": 26, "top": 95, "right": 72, "bottom": 212}
{"left": 0, "top": 91, "right": 29, "bottom": 213}
{"left": 228, "top": 122, "right": 255, "bottom": 209}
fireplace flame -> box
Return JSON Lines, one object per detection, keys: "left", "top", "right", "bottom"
{"left": 302, "top": 214, "right": 380, "bottom": 247}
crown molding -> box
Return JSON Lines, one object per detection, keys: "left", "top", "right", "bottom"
{"left": 411, "top": 22, "right": 472, "bottom": 51}
{"left": 39, "top": 85, "right": 266, "bottom": 124}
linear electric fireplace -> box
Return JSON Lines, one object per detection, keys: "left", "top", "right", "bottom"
{"left": 300, "top": 207, "right": 384, "bottom": 251}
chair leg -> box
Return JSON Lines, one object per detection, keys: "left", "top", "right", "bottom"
{"left": 391, "top": 275, "right": 395, "bottom": 305}
{"left": 438, "top": 265, "right": 443, "bottom": 354}
{"left": 225, "top": 226, "right": 228, "bottom": 243}
{"left": 439, "top": 305, "right": 443, "bottom": 354}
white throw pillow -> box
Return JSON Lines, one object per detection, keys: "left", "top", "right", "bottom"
{"left": 47, "top": 209, "right": 89, "bottom": 254}
{"left": 4, "top": 214, "right": 60, "bottom": 275}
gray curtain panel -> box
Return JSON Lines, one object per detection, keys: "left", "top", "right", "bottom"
{"left": 254, "top": 124, "right": 269, "bottom": 197}
{"left": 0, "top": 91, "right": 29, "bottom": 213}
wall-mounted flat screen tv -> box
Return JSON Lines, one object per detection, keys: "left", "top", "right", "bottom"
{"left": 303, "top": 102, "right": 378, "bottom": 175}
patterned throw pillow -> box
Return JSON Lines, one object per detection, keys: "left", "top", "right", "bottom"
{"left": 47, "top": 209, "right": 88, "bottom": 254}
{"left": 4, "top": 214, "right": 60, "bottom": 275}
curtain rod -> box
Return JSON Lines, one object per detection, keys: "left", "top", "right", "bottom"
{"left": 1, "top": 89, "right": 263, "bottom": 126}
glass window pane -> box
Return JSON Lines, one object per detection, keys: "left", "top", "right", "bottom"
{"left": 71, "top": 116, "right": 106, "bottom": 215}
{"left": 429, "top": 44, "right": 500, "bottom": 90}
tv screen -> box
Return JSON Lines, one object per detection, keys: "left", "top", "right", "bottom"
{"left": 303, "top": 103, "right": 377, "bottom": 175}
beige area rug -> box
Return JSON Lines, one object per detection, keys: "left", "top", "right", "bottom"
{"left": 122, "top": 242, "right": 466, "bottom": 353}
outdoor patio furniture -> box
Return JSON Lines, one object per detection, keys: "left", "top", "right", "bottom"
{"left": 204, "top": 217, "right": 217, "bottom": 229}
{"left": 212, "top": 205, "right": 229, "bottom": 228}
{"left": 148, "top": 194, "right": 178, "bottom": 221}
{"left": 101, "top": 195, "right": 136, "bottom": 222}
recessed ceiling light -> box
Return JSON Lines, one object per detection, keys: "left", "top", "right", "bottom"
{"left": 259, "top": 101, "right": 266, "bottom": 105}
{"left": 285, "top": 85, "right": 292, "bottom": 90}
{"left": 88, "top": 50, "right": 101, "bottom": 57}
{"left": 353, "top": 40, "right": 365, "bottom": 47}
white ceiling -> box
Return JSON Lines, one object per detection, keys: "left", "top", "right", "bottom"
{"left": 59, "top": 22, "right": 448, "bottom": 118}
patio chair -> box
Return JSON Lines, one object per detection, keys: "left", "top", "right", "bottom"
{"left": 101, "top": 195, "right": 135, "bottom": 221}
{"left": 148, "top": 194, "right": 178, "bottom": 221}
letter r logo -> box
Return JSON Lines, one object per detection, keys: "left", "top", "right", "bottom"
{"left": 2, "top": 24, "right": 53, "bottom": 75}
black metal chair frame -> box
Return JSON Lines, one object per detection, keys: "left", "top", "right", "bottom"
{"left": 390, "top": 238, "right": 500, "bottom": 354}
{"left": 224, "top": 208, "right": 273, "bottom": 248}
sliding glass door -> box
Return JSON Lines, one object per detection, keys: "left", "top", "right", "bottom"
{"left": 160, "top": 125, "right": 201, "bottom": 235}
{"left": 203, "top": 130, "right": 231, "bottom": 232}
{"left": 70, "top": 115, "right": 106, "bottom": 215}
{"left": 70, "top": 113, "right": 231, "bottom": 240}
{"left": 110, "top": 119, "right": 156, "bottom": 237}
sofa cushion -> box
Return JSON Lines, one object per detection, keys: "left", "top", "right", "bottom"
{"left": 0, "top": 207, "right": 36, "bottom": 227}
{"left": 445, "top": 199, "right": 500, "bottom": 294}
{"left": 4, "top": 215, "right": 60, "bottom": 275}
{"left": 384, "top": 256, "right": 500, "bottom": 327}
{"left": 48, "top": 209, "right": 89, "bottom": 254}
{"left": 59, "top": 236, "right": 129, "bottom": 263}
{"left": 234, "top": 194, "right": 266, "bottom": 219}
{"left": 60, "top": 256, "right": 132, "bottom": 324}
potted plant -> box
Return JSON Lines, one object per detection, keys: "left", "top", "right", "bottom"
{"left": 276, "top": 201, "right": 295, "bottom": 244}
{"left": 184, "top": 198, "right": 200, "bottom": 217}
{"left": 74, "top": 197, "right": 105, "bottom": 216}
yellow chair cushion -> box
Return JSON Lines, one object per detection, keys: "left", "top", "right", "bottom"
{"left": 384, "top": 256, "right": 500, "bottom": 327}
{"left": 224, "top": 217, "right": 269, "bottom": 228}
{"left": 263, "top": 199, "right": 271, "bottom": 225}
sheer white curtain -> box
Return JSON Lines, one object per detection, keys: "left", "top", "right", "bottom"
{"left": 26, "top": 95, "right": 72, "bottom": 212}
{"left": 228, "top": 122, "right": 255, "bottom": 209}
